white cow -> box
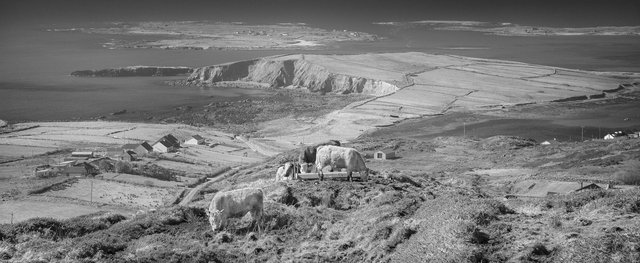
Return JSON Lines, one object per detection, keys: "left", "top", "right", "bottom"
{"left": 275, "top": 162, "right": 299, "bottom": 181}
{"left": 315, "top": 145, "right": 369, "bottom": 182}
{"left": 207, "top": 187, "right": 264, "bottom": 232}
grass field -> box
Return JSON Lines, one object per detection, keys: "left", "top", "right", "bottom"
{"left": 41, "top": 178, "right": 179, "bottom": 208}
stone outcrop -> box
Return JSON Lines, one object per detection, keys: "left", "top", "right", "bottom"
{"left": 71, "top": 66, "right": 193, "bottom": 77}
{"left": 186, "top": 57, "right": 398, "bottom": 96}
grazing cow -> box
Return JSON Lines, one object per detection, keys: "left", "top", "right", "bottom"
{"left": 275, "top": 162, "right": 299, "bottom": 181}
{"left": 298, "top": 140, "right": 341, "bottom": 165}
{"left": 315, "top": 145, "right": 369, "bottom": 182}
{"left": 207, "top": 188, "right": 264, "bottom": 232}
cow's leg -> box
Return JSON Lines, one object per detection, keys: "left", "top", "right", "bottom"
{"left": 252, "top": 208, "right": 264, "bottom": 234}
{"left": 317, "top": 164, "right": 324, "bottom": 181}
{"left": 219, "top": 214, "right": 228, "bottom": 231}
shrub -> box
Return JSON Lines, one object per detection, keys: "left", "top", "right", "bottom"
{"left": 614, "top": 160, "right": 640, "bottom": 185}
{"left": 62, "top": 213, "right": 126, "bottom": 239}
{"left": 7, "top": 218, "right": 65, "bottom": 241}
{"left": 557, "top": 190, "right": 613, "bottom": 212}
{"left": 548, "top": 214, "right": 562, "bottom": 229}
{"left": 531, "top": 242, "right": 550, "bottom": 256}
{"left": 115, "top": 161, "right": 132, "bottom": 174}
{"left": 68, "top": 234, "right": 128, "bottom": 259}
{"left": 589, "top": 189, "right": 640, "bottom": 214}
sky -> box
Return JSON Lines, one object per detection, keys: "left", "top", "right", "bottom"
{"left": 1, "top": 0, "right": 639, "bottom": 28}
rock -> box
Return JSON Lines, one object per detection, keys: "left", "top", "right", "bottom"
{"left": 186, "top": 57, "right": 398, "bottom": 96}
{"left": 578, "top": 218, "right": 592, "bottom": 226}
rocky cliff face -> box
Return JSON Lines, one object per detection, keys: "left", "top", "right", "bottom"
{"left": 186, "top": 58, "right": 398, "bottom": 96}
{"left": 72, "top": 66, "right": 193, "bottom": 77}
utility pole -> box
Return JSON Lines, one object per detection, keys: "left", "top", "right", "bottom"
{"left": 90, "top": 180, "right": 93, "bottom": 203}
{"left": 463, "top": 122, "right": 466, "bottom": 137}
{"left": 581, "top": 126, "right": 584, "bottom": 141}
{"left": 10, "top": 213, "right": 13, "bottom": 224}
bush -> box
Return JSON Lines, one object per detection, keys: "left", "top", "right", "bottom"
{"left": 1, "top": 213, "right": 127, "bottom": 242}
{"left": 589, "top": 189, "right": 640, "bottom": 214}
{"left": 115, "top": 161, "right": 132, "bottom": 174}
{"left": 555, "top": 190, "right": 613, "bottom": 212}
{"left": 614, "top": 160, "right": 640, "bottom": 185}
{"left": 68, "top": 234, "right": 128, "bottom": 259}
{"left": 7, "top": 218, "right": 65, "bottom": 241}
{"left": 135, "top": 164, "right": 182, "bottom": 181}
{"left": 548, "top": 214, "right": 562, "bottom": 229}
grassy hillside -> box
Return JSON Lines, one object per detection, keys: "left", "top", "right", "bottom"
{"left": 2, "top": 132, "right": 639, "bottom": 262}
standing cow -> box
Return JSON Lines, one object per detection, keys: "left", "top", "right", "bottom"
{"left": 207, "top": 188, "right": 264, "bottom": 232}
{"left": 315, "top": 145, "right": 369, "bottom": 182}
{"left": 298, "top": 140, "right": 341, "bottom": 171}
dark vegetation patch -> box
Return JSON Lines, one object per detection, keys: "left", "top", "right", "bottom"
{"left": 149, "top": 90, "right": 370, "bottom": 134}
{"left": 477, "top": 135, "right": 537, "bottom": 150}
{"left": 348, "top": 137, "right": 437, "bottom": 155}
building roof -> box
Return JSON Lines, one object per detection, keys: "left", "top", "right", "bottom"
{"left": 122, "top": 144, "right": 139, "bottom": 150}
{"left": 191, "top": 135, "right": 204, "bottom": 141}
{"left": 71, "top": 151, "right": 93, "bottom": 156}
{"left": 155, "top": 134, "right": 180, "bottom": 148}
{"left": 375, "top": 150, "right": 396, "bottom": 154}
{"left": 140, "top": 141, "right": 154, "bottom": 152}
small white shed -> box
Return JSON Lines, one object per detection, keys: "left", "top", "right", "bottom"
{"left": 374, "top": 150, "right": 396, "bottom": 160}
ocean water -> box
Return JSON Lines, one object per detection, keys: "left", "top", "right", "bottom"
{"left": 0, "top": 20, "right": 639, "bottom": 121}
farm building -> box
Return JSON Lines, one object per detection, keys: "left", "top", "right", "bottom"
{"left": 184, "top": 135, "right": 205, "bottom": 145}
{"left": 71, "top": 151, "right": 94, "bottom": 158}
{"left": 122, "top": 142, "right": 153, "bottom": 156}
{"left": 374, "top": 150, "right": 396, "bottom": 160}
{"left": 153, "top": 134, "right": 181, "bottom": 153}
{"left": 604, "top": 131, "right": 627, "bottom": 140}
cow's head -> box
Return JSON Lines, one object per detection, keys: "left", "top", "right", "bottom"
{"left": 208, "top": 209, "right": 225, "bottom": 231}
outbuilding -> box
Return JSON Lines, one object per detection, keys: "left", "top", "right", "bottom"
{"left": 374, "top": 150, "right": 396, "bottom": 160}
{"left": 184, "top": 135, "right": 205, "bottom": 145}
{"left": 122, "top": 141, "right": 153, "bottom": 156}
{"left": 153, "top": 134, "right": 181, "bottom": 153}
{"left": 71, "top": 151, "right": 94, "bottom": 158}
